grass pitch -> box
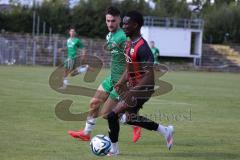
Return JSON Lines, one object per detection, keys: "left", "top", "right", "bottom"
{"left": 0, "top": 66, "right": 240, "bottom": 160}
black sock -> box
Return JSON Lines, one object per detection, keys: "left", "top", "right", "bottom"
{"left": 126, "top": 114, "right": 159, "bottom": 131}
{"left": 107, "top": 111, "right": 119, "bottom": 143}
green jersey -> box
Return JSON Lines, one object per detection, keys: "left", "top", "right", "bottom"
{"left": 67, "top": 37, "right": 84, "bottom": 59}
{"left": 106, "top": 29, "right": 127, "bottom": 83}
{"left": 151, "top": 47, "right": 160, "bottom": 64}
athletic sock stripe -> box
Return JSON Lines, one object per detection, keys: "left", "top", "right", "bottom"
{"left": 87, "top": 121, "right": 95, "bottom": 125}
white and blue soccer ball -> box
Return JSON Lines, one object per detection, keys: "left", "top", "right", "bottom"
{"left": 90, "top": 135, "right": 111, "bottom": 156}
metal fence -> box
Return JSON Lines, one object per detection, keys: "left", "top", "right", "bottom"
{"left": 144, "top": 16, "right": 204, "bottom": 29}
{"left": 0, "top": 17, "right": 204, "bottom": 67}
{"left": 0, "top": 33, "right": 110, "bottom": 67}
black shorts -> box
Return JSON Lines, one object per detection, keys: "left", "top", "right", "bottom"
{"left": 126, "top": 97, "right": 150, "bottom": 114}
{"left": 122, "top": 86, "right": 154, "bottom": 114}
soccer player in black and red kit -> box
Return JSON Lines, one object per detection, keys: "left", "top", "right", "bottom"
{"left": 106, "top": 11, "right": 174, "bottom": 156}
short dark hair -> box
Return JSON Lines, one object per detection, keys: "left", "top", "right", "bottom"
{"left": 69, "top": 26, "right": 76, "bottom": 31}
{"left": 105, "top": 6, "right": 120, "bottom": 16}
{"left": 125, "top": 10, "right": 144, "bottom": 28}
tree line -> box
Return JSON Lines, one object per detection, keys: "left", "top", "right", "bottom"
{"left": 0, "top": 0, "right": 240, "bottom": 43}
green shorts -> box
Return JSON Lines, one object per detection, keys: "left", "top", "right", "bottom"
{"left": 64, "top": 58, "right": 77, "bottom": 70}
{"left": 101, "top": 76, "right": 120, "bottom": 100}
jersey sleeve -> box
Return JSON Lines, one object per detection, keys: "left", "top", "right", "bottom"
{"left": 137, "top": 44, "right": 154, "bottom": 71}
{"left": 137, "top": 44, "right": 154, "bottom": 63}
{"left": 77, "top": 38, "right": 84, "bottom": 49}
{"left": 156, "top": 48, "right": 160, "bottom": 54}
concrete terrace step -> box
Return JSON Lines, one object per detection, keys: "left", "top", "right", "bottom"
{"left": 202, "top": 44, "right": 240, "bottom": 71}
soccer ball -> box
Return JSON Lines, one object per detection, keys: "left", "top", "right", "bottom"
{"left": 90, "top": 135, "right": 111, "bottom": 156}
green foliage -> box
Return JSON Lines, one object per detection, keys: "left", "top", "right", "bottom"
{"left": 117, "top": 0, "right": 152, "bottom": 16}
{"left": 35, "top": 0, "right": 71, "bottom": 34}
{"left": 0, "top": 0, "right": 240, "bottom": 43}
{"left": 203, "top": 2, "right": 240, "bottom": 43}
{"left": 0, "top": 5, "right": 32, "bottom": 33}
{"left": 71, "top": 0, "right": 111, "bottom": 38}
{"left": 152, "top": 0, "right": 191, "bottom": 18}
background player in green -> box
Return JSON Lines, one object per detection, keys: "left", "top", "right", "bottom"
{"left": 68, "top": 6, "right": 142, "bottom": 143}
{"left": 150, "top": 41, "right": 160, "bottom": 64}
{"left": 62, "top": 27, "right": 86, "bottom": 87}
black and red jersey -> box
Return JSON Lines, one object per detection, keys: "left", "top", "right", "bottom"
{"left": 124, "top": 37, "right": 154, "bottom": 87}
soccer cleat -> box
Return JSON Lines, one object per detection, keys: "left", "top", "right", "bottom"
{"left": 107, "top": 144, "right": 120, "bottom": 156}
{"left": 164, "top": 125, "right": 174, "bottom": 150}
{"left": 68, "top": 130, "right": 90, "bottom": 141}
{"left": 70, "top": 69, "right": 80, "bottom": 77}
{"left": 107, "top": 150, "right": 120, "bottom": 156}
{"left": 59, "top": 79, "right": 69, "bottom": 89}
{"left": 132, "top": 126, "right": 141, "bottom": 143}
{"left": 70, "top": 65, "right": 89, "bottom": 77}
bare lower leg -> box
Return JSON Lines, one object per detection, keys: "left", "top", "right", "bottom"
{"left": 100, "top": 98, "right": 118, "bottom": 119}
{"left": 83, "top": 85, "right": 109, "bottom": 134}
{"left": 64, "top": 69, "right": 69, "bottom": 78}
{"left": 88, "top": 99, "right": 101, "bottom": 118}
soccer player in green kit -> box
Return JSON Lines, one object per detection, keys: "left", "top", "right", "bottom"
{"left": 62, "top": 27, "right": 87, "bottom": 87}
{"left": 68, "top": 7, "right": 142, "bottom": 143}
{"left": 150, "top": 41, "right": 160, "bottom": 64}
